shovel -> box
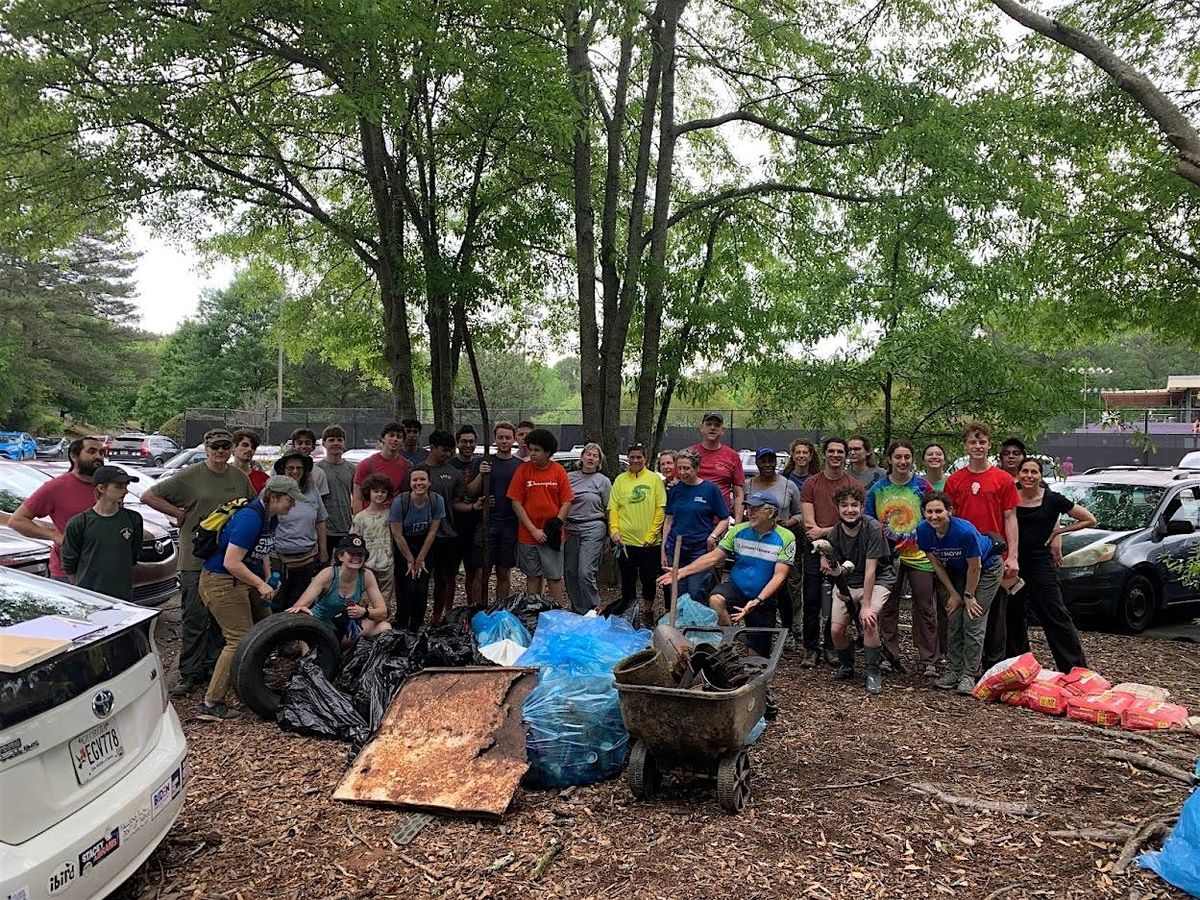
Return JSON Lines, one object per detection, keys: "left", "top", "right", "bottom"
{"left": 651, "top": 539, "right": 691, "bottom": 680}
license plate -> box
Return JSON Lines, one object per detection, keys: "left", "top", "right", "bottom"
{"left": 70, "top": 723, "right": 123, "bottom": 785}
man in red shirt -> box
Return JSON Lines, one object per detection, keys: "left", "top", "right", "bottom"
{"left": 945, "top": 421, "right": 1020, "bottom": 671}
{"left": 799, "top": 437, "right": 856, "bottom": 667}
{"left": 10, "top": 436, "right": 107, "bottom": 580}
{"left": 507, "top": 428, "right": 573, "bottom": 605}
{"left": 352, "top": 421, "right": 410, "bottom": 512}
{"left": 689, "top": 412, "right": 745, "bottom": 523}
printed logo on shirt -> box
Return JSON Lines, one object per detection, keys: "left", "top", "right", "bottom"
{"left": 525, "top": 480, "right": 559, "bottom": 489}
{"left": 120, "top": 527, "right": 132, "bottom": 541}
{"left": 972, "top": 481, "right": 981, "bottom": 495}
{"left": 629, "top": 485, "right": 650, "bottom": 503}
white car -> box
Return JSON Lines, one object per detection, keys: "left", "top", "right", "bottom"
{"left": 1180, "top": 450, "right": 1200, "bottom": 469}
{"left": 0, "top": 568, "right": 188, "bottom": 900}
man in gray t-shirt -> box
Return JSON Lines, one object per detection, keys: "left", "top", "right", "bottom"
{"left": 424, "top": 431, "right": 469, "bottom": 624}
{"left": 317, "top": 426, "right": 356, "bottom": 557}
{"left": 847, "top": 435, "right": 887, "bottom": 487}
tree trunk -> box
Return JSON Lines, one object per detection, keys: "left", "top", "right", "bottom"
{"left": 881, "top": 370, "right": 894, "bottom": 452}
{"left": 425, "top": 279, "right": 455, "bottom": 430}
{"left": 633, "top": 0, "right": 685, "bottom": 448}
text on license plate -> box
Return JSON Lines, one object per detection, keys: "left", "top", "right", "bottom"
{"left": 70, "top": 722, "right": 123, "bottom": 784}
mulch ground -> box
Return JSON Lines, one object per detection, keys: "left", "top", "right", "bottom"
{"left": 112, "top": 584, "right": 1199, "bottom": 900}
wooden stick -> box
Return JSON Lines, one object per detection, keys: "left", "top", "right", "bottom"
{"left": 668, "top": 539, "right": 682, "bottom": 627}
{"left": 530, "top": 837, "right": 562, "bottom": 880}
{"left": 1113, "top": 814, "right": 1176, "bottom": 875}
{"left": 813, "top": 772, "right": 912, "bottom": 791}
{"left": 1102, "top": 749, "right": 1197, "bottom": 785}
{"left": 398, "top": 853, "right": 442, "bottom": 880}
{"left": 908, "top": 782, "right": 1037, "bottom": 816}
{"left": 1046, "top": 730, "right": 1197, "bottom": 762}
{"left": 1046, "top": 828, "right": 1132, "bottom": 842}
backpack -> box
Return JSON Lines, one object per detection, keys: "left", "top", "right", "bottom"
{"left": 193, "top": 498, "right": 266, "bottom": 560}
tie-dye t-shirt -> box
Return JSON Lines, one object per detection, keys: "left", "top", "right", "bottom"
{"left": 864, "top": 475, "right": 935, "bottom": 571}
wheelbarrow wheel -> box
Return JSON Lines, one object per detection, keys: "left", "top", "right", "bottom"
{"left": 626, "top": 740, "right": 660, "bottom": 800}
{"left": 717, "top": 750, "right": 751, "bottom": 814}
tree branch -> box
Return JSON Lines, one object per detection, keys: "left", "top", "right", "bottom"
{"left": 674, "top": 110, "right": 879, "bottom": 146}
{"left": 665, "top": 181, "right": 873, "bottom": 231}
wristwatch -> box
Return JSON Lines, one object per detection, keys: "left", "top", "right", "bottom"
{"left": 963, "top": 592, "right": 976, "bottom": 601}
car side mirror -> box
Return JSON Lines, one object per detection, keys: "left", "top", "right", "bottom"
{"left": 1162, "top": 519, "right": 1195, "bottom": 537}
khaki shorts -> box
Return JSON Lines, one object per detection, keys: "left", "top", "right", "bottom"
{"left": 518, "top": 541, "right": 563, "bottom": 581}
{"left": 831, "top": 584, "right": 890, "bottom": 626}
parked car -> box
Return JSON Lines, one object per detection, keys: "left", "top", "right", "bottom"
{"left": 1180, "top": 450, "right": 1200, "bottom": 469}
{"left": 34, "top": 436, "right": 69, "bottom": 459}
{"left": 552, "top": 450, "right": 629, "bottom": 473}
{"left": 0, "top": 431, "right": 36, "bottom": 461}
{"left": 0, "top": 461, "right": 179, "bottom": 605}
{"left": 107, "top": 433, "right": 182, "bottom": 467}
{"left": 1056, "top": 466, "right": 1200, "bottom": 632}
{"left": 140, "top": 445, "right": 205, "bottom": 480}
{"left": 0, "top": 567, "right": 189, "bottom": 900}
{"left": 0, "top": 525, "right": 52, "bottom": 577}
{"left": 738, "top": 449, "right": 791, "bottom": 478}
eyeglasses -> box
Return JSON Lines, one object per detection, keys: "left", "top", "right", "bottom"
{"left": 208, "top": 442, "right": 232, "bottom": 451}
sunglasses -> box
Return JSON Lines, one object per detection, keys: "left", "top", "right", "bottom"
{"left": 208, "top": 441, "right": 232, "bottom": 451}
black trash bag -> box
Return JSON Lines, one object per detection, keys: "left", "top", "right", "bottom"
{"left": 441, "top": 605, "right": 478, "bottom": 632}
{"left": 337, "top": 629, "right": 428, "bottom": 732}
{"left": 276, "top": 654, "right": 370, "bottom": 745}
{"left": 487, "top": 592, "right": 559, "bottom": 637}
{"left": 422, "top": 623, "right": 485, "bottom": 667}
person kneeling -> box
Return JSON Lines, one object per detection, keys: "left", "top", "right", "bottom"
{"left": 824, "top": 483, "right": 895, "bottom": 696}
{"left": 288, "top": 534, "right": 392, "bottom": 648}
{"left": 657, "top": 491, "right": 795, "bottom": 658}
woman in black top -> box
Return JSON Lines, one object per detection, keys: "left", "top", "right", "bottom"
{"left": 1007, "top": 457, "right": 1097, "bottom": 671}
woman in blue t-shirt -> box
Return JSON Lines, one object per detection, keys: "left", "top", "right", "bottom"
{"left": 387, "top": 466, "right": 445, "bottom": 630}
{"left": 915, "top": 491, "right": 1004, "bottom": 696}
{"left": 662, "top": 450, "right": 730, "bottom": 605}
{"left": 198, "top": 475, "right": 304, "bottom": 722}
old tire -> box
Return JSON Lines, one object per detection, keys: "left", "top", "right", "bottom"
{"left": 231, "top": 613, "right": 342, "bottom": 718}
{"left": 626, "top": 740, "right": 660, "bottom": 800}
{"left": 717, "top": 750, "right": 751, "bottom": 814}
{"left": 1117, "top": 573, "right": 1156, "bottom": 634}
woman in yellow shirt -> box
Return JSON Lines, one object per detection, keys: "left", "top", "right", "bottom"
{"left": 608, "top": 443, "right": 667, "bottom": 625}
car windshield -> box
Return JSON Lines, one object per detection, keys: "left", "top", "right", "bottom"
{"left": 1057, "top": 481, "right": 1165, "bottom": 531}
{"left": 0, "top": 464, "right": 51, "bottom": 512}
{"left": 161, "top": 447, "right": 200, "bottom": 469}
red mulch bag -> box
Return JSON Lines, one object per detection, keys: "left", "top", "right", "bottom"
{"left": 1121, "top": 698, "right": 1190, "bottom": 731}
{"left": 1022, "top": 678, "right": 1069, "bottom": 716}
{"left": 1000, "top": 689, "right": 1026, "bottom": 707}
{"left": 1065, "top": 690, "right": 1136, "bottom": 726}
{"left": 972, "top": 652, "right": 1040, "bottom": 701}
{"left": 1060, "top": 667, "right": 1112, "bottom": 698}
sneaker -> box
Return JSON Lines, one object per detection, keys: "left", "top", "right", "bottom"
{"left": 866, "top": 672, "right": 882, "bottom": 695}
{"left": 782, "top": 633, "right": 797, "bottom": 651}
{"left": 880, "top": 660, "right": 893, "bottom": 674}
{"left": 823, "top": 647, "right": 840, "bottom": 667}
{"left": 196, "top": 701, "right": 241, "bottom": 722}
{"left": 956, "top": 676, "right": 976, "bottom": 695}
{"left": 934, "top": 672, "right": 960, "bottom": 691}
{"left": 922, "top": 664, "right": 938, "bottom": 677}
{"left": 168, "top": 676, "right": 200, "bottom": 698}
{"left": 830, "top": 665, "right": 854, "bottom": 681}
{"left": 801, "top": 650, "right": 819, "bottom": 669}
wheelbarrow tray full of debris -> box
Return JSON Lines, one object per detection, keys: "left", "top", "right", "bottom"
{"left": 613, "top": 626, "right": 785, "bottom": 813}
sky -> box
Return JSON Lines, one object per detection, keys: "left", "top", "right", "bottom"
{"left": 128, "top": 222, "right": 235, "bottom": 334}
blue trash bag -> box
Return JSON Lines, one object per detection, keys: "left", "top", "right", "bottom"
{"left": 516, "top": 610, "right": 650, "bottom": 676}
{"left": 522, "top": 672, "right": 630, "bottom": 788}
{"left": 745, "top": 717, "right": 767, "bottom": 746}
{"left": 658, "top": 593, "right": 718, "bottom": 629}
{"left": 1139, "top": 787, "right": 1200, "bottom": 896}
{"left": 470, "top": 610, "right": 531, "bottom": 649}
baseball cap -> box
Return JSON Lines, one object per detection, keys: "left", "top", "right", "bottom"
{"left": 744, "top": 490, "right": 778, "bottom": 509}
{"left": 701, "top": 412, "right": 723, "bottom": 424}
{"left": 755, "top": 447, "right": 776, "bottom": 460}
{"left": 263, "top": 474, "right": 306, "bottom": 501}
{"left": 337, "top": 534, "right": 368, "bottom": 556}
{"left": 204, "top": 428, "right": 235, "bottom": 445}
{"left": 92, "top": 465, "right": 140, "bottom": 486}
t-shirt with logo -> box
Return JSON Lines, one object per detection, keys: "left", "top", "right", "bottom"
{"left": 915, "top": 517, "right": 998, "bottom": 572}
{"left": 21, "top": 472, "right": 99, "bottom": 577}
{"left": 944, "top": 466, "right": 1019, "bottom": 545}
{"left": 506, "top": 461, "right": 573, "bottom": 544}
{"left": 799, "top": 471, "right": 857, "bottom": 528}
{"left": 388, "top": 492, "right": 446, "bottom": 540}
{"left": 865, "top": 475, "right": 935, "bottom": 572}
{"left": 665, "top": 480, "right": 729, "bottom": 556}
{"left": 689, "top": 443, "right": 745, "bottom": 511}
{"left": 608, "top": 469, "right": 667, "bottom": 546}
{"left": 202, "top": 500, "right": 275, "bottom": 577}
{"left": 353, "top": 452, "right": 411, "bottom": 504}
{"left": 61, "top": 507, "right": 143, "bottom": 600}
{"left": 719, "top": 522, "right": 796, "bottom": 600}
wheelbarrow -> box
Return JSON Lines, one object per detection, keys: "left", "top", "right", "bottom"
{"left": 613, "top": 626, "right": 786, "bottom": 814}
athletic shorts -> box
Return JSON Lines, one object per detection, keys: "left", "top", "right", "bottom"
{"left": 471, "top": 520, "right": 518, "bottom": 570}
{"left": 518, "top": 541, "right": 563, "bottom": 581}
{"left": 831, "top": 584, "right": 890, "bottom": 626}
{"left": 707, "top": 582, "right": 777, "bottom": 655}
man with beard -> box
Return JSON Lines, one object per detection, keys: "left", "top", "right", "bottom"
{"left": 11, "top": 436, "right": 109, "bottom": 581}
{"left": 799, "top": 437, "right": 856, "bottom": 668}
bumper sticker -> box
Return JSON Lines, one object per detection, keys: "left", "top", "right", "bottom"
{"left": 79, "top": 827, "right": 120, "bottom": 875}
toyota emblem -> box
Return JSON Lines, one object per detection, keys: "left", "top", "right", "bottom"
{"left": 155, "top": 539, "right": 171, "bottom": 555}
{"left": 92, "top": 690, "right": 115, "bottom": 719}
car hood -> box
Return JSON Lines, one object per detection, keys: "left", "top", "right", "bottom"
{"left": 0, "top": 525, "right": 51, "bottom": 555}
{"left": 1060, "top": 527, "right": 1136, "bottom": 553}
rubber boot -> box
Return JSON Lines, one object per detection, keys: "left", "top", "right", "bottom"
{"left": 864, "top": 646, "right": 883, "bottom": 695}
{"left": 830, "top": 647, "right": 855, "bottom": 681}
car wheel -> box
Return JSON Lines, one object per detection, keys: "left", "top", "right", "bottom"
{"left": 232, "top": 613, "right": 342, "bottom": 718}
{"left": 1117, "top": 572, "right": 1156, "bottom": 634}
{"left": 152, "top": 455, "right": 164, "bottom": 466}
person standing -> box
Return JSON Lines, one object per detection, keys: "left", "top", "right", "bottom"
{"left": 231, "top": 428, "right": 269, "bottom": 492}
{"left": 197, "top": 475, "right": 300, "bottom": 720}
{"left": 916, "top": 492, "right": 1004, "bottom": 694}
{"left": 799, "top": 437, "right": 856, "bottom": 667}
{"left": 866, "top": 442, "right": 937, "bottom": 675}
{"left": 1060, "top": 456, "right": 1075, "bottom": 480}
{"left": 783, "top": 439, "right": 819, "bottom": 492}
{"left": 563, "top": 443, "right": 612, "bottom": 614}
{"left": 945, "top": 422, "right": 1020, "bottom": 673}
{"left": 515, "top": 420, "right": 536, "bottom": 460}
{"left": 609, "top": 443, "right": 667, "bottom": 624}
{"left": 400, "top": 418, "right": 428, "bottom": 466}
{"left": 656, "top": 450, "right": 678, "bottom": 490}
{"left": 998, "top": 437, "right": 1027, "bottom": 480}
{"left": 289, "top": 428, "right": 330, "bottom": 499}
{"left": 846, "top": 435, "right": 886, "bottom": 486}
{"left": 389, "top": 467, "right": 444, "bottom": 630}
{"left": 352, "top": 474, "right": 396, "bottom": 613}
{"left": 782, "top": 438, "right": 819, "bottom": 646}
{"left": 61, "top": 465, "right": 143, "bottom": 601}
{"left": 662, "top": 449, "right": 730, "bottom": 606}
{"left": 352, "top": 422, "right": 411, "bottom": 512}
{"left": 1007, "top": 457, "right": 1095, "bottom": 671}
{"left": 689, "top": 412, "right": 745, "bottom": 522}
{"left": 422, "top": 430, "right": 472, "bottom": 625}
{"left": 142, "top": 429, "right": 255, "bottom": 696}
{"left": 748, "top": 447, "right": 802, "bottom": 646}
{"left": 921, "top": 443, "right": 949, "bottom": 491}
{"left": 450, "top": 425, "right": 483, "bottom": 604}
{"left": 270, "top": 451, "right": 329, "bottom": 613}
{"left": 466, "top": 422, "right": 523, "bottom": 602}
{"left": 508, "top": 429, "right": 573, "bottom": 604}
{"left": 318, "top": 425, "right": 356, "bottom": 560}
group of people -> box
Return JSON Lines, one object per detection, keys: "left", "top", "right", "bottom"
{"left": 10, "top": 411, "right": 1097, "bottom": 720}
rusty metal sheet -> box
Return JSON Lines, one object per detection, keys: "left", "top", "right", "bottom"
{"left": 333, "top": 666, "right": 537, "bottom": 817}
